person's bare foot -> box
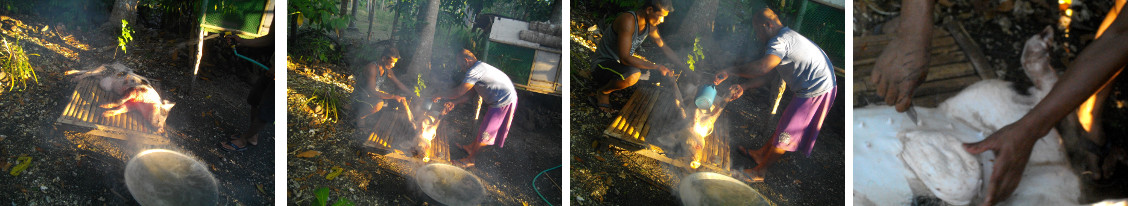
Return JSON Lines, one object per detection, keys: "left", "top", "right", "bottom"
{"left": 742, "top": 168, "right": 765, "bottom": 183}
{"left": 453, "top": 158, "right": 476, "bottom": 168}
{"left": 738, "top": 146, "right": 763, "bottom": 165}
{"left": 459, "top": 143, "right": 478, "bottom": 154}
{"left": 229, "top": 134, "right": 260, "bottom": 146}
{"left": 592, "top": 93, "right": 617, "bottom": 114}
{"left": 248, "top": 133, "right": 259, "bottom": 146}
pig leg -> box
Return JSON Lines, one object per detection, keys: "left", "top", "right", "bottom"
{"left": 101, "top": 88, "right": 141, "bottom": 116}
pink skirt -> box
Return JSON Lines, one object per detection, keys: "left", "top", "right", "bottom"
{"left": 770, "top": 87, "right": 836, "bottom": 157}
{"left": 477, "top": 98, "right": 517, "bottom": 148}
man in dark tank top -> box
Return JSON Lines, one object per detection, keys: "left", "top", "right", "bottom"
{"left": 589, "top": 0, "right": 686, "bottom": 114}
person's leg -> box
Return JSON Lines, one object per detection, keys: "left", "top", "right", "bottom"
{"left": 1078, "top": 0, "right": 1126, "bottom": 180}
{"left": 744, "top": 88, "right": 834, "bottom": 180}
{"left": 356, "top": 100, "right": 385, "bottom": 127}
{"left": 458, "top": 103, "right": 510, "bottom": 167}
{"left": 594, "top": 62, "right": 642, "bottom": 112}
{"left": 493, "top": 98, "right": 517, "bottom": 148}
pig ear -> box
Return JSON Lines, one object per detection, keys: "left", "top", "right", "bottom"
{"left": 1041, "top": 26, "right": 1054, "bottom": 43}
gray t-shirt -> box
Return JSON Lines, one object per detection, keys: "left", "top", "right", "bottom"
{"left": 765, "top": 27, "right": 836, "bottom": 98}
{"left": 463, "top": 61, "right": 517, "bottom": 107}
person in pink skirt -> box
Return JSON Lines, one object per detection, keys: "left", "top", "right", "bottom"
{"left": 714, "top": 8, "right": 838, "bottom": 182}
{"left": 434, "top": 49, "right": 518, "bottom": 168}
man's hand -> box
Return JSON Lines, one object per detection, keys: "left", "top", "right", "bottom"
{"left": 714, "top": 71, "right": 730, "bottom": 85}
{"left": 394, "top": 95, "right": 407, "bottom": 103}
{"left": 963, "top": 121, "right": 1043, "bottom": 206}
{"left": 441, "top": 101, "right": 457, "bottom": 115}
{"left": 657, "top": 65, "right": 672, "bottom": 77}
{"left": 871, "top": 36, "right": 930, "bottom": 112}
{"left": 726, "top": 84, "right": 744, "bottom": 102}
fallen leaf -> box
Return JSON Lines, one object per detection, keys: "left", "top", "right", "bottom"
{"left": 296, "top": 150, "right": 321, "bottom": 158}
{"left": 326, "top": 167, "right": 344, "bottom": 180}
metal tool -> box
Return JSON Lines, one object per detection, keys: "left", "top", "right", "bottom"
{"left": 905, "top": 106, "right": 921, "bottom": 125}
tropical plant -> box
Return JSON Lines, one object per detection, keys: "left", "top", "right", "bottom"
{"left": 290, "top": 0, "right": 352, "bottom": 34}
{"left": 118, "top": 19, "right": 134, "bottom": 54}
{"left": 307, "top": 86, "right": 345, "bottom": 123}
{"left": 686, "top": 37, "right": 705, "bottom": 71}
{"left": 1, "top": 37, "right": 40, "bottom": 91}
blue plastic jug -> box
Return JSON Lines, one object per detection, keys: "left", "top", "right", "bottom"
{"left": 696, "top": 84, "right": 717, "bottom": 109}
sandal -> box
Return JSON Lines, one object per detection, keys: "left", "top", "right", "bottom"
{"left": 220, "top": 141, "right": 249, "bottom": 152}
{"left": 228, "top": 134, "right": 259, "bottom": 146}
{"left": 587, "top": 95, "right": 618, "bottom": 114}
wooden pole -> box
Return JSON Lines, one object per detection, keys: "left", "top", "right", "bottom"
{"left": 771, "top": 80, "right": 786, "bottom": 115}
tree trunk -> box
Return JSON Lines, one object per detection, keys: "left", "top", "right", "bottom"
{"left": 550, "top": 0, "right": 562, "bottom": 24}
{"left": 406, "top": 0, "right": 440, "bottom": 76}
{"left": 340, "top": 0, "right": 350, "bottom": 20}
{"left": 348, "top": 0, "right": 361, "bottom": 29}
{"left": 671, "top": 0, "right": 719, "bottom": 47}
{"left": 389, "top": 5, "right": 401, "bottom": 41}
{"left": 104, "top": 0, "right": 140, "bottom": 30}
{"left": 366, "top": 0, "right": 377, "bottom": 40}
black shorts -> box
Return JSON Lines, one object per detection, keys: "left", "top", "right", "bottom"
{"left": 592, "top": 60, "right": 642, "bottom": 85}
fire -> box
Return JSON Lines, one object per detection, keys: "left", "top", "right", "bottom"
{"left": 693, "top": 119, "right": 713, "bottom": 138}
{"left": 689, "top": 108, "right": 718, "bottom": 169}
{"left": 419, "top": 116, "right": 440, "bottom": 162}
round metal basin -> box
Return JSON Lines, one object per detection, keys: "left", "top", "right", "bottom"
{"left": 678, "top": 172, "right": 770, "bottom": 206}
{"left": 415, "top": 163, "right": 486, "bottom": 206}
{"left": 125, "top": 149, "right": 218, "bottom": 206}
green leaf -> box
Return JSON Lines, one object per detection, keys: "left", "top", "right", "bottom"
{"left": 314, "top": 187, "right": 330, "bottom": 206}
{"left": 331, "top": 198, "right": 354, "bottom": 206}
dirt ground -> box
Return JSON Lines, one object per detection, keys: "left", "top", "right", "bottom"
{"left": 854, "top": 0, "right": 1128, "bottom": 203}
{"left": 0, "top": 14, "right": 275, "bottom": 205}
{"left": 285, "top": 15, "right": 563, "bottom": 205}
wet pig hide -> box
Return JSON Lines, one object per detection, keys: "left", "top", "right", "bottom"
{"left": 853, "top": 26, "right": 1078, "bottom": 206}
{"left": 67, "top": 63, "right": 175, "bottom": 133}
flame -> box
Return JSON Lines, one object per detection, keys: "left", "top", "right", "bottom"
{"left": 693, "top": 121, "right": 712, "bottom": 138}
{"left": 690, "top": 109, "right": 718, "bottom": 169}
{"left": 419, "top": 116, "right": 440, "bottom": 162}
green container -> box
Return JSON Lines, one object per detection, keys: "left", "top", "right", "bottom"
{"left": 201, "top": 0, "right": 274, "bottom": 38}
{"left": 484, "top": 42, "right": 534, "bottom": 85}
{"left": 794, "top": 1, "right": 844, "bottom": 67}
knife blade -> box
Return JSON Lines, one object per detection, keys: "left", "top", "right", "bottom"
{"left": 905, "top": 106, "right": 921, "bottom": 125}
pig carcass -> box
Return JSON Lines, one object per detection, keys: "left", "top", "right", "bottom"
{"left": 854, "top": 26, "right": 1081, "bottom": 205}
{"left": 66, "top": 63, "right": 175, "bottom": 133}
